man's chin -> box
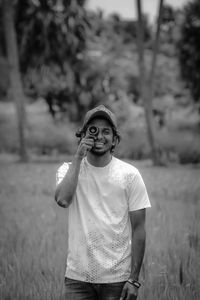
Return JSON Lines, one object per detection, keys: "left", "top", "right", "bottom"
{"left": 90, "top": 148, "right": 108, "bottom": 156}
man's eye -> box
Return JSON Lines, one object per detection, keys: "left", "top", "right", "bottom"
{"left": 103, "top": 129, "right": 111, "bottom": 135}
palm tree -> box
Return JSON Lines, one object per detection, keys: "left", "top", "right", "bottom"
{"left": 2, "top": 0, "right": 28, "bottom": 161}
{"left": 136, "top": 0, "right": 164, "bottom": 165}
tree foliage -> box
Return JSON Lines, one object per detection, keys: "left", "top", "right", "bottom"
{"left": 109, "top": 13, "right": 151, "bottom": 44}
{"left": 0, "top": 0, "right": 153, "bottom": 121}
{"left": 16, "top": 0, "right": 88, "bottom": 71}
{"left": 178, "top": 0, "right": 200, "bottom": 103}
{"left": 12, "top": 0, "right": 93, "bottom": 121}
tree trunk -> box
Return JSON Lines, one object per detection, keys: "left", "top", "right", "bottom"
{"left": 2, "top": 0, "right": 28, "bottom": 161}
{"left": 135, "top": 0, "right": 164, "bottom": 165}
{"left": 136, "top": 0, "right": 157, "bottom": 163}
{"left": 148, "top": 0, "right": 164, "bottom": 164}
{"left": 148, "top": 0, "right": 164, "bottom": 110}
{"left": 149, "top": 0, "right": 164, "bottom": 91}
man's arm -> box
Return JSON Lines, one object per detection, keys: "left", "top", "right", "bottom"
{"left": 55, "top": 156, "right": 82, "bottom": 208}
{"left": 55, "top": 137, "right": 94, "bottom": 208}
{"left": 129, "top": 208, "right": 146, "bottom": 281}
{"left": 120, "top": 209, "right": 146, "bottom": 300}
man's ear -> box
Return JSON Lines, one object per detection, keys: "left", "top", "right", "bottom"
{"left": 112, "top": 135, "right": 118, "bottom": 145}
{"left": 111, "top": 136, "right": 118, "bottom": 153}
{"left": 111, "top": 136, "right": 118, "bottom": 150}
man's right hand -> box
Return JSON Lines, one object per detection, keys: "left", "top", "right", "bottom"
{"left": 75, "top": 138, "right": 94, "bottom": 160}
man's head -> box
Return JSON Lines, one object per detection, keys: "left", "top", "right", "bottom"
{"left": 76, "top": 105, "right": 120, "bottom": 153}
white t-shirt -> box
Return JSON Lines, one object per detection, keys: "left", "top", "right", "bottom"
{"left": 56, "top": 156, "right": 151, "bottom": 283}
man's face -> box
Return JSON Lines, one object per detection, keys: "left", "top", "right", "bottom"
{"left": 86, "top": 118, "right": 114, "bottom": 156}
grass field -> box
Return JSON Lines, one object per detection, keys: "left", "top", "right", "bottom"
{"left": 0, "top": 158, "right": 200, "bottom": 300}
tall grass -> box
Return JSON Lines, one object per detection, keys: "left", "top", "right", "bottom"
{"left": 0, "top": 161, "right": 199, "bottom": 299}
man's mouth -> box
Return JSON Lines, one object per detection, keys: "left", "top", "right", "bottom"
{"left": 94, "top": 142, "right": 104, "bottom": 148}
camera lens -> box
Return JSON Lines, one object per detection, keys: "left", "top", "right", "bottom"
{"left": 89, "top": 126, "right": 98, "bottom": 135}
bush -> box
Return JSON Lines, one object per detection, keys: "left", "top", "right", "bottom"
{"left": 178, "top": 146, "right": 200, "bottom": 164}
{"left": 26, "top": 121, "right": 77, "bottom": 156}
{"left": 116, "top": 127, "right": 150, "bottom": 160}
{"left": 0, "top": 101, "right": 77, "bottom": 156}
{"left": 157, "top": 127, "right": 200, "bottom": 164}
{"left": 1, "top": 101, "right": 200, "bottom": 164}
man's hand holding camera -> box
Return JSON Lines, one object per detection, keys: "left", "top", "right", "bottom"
{"left": 76, "top": 126, "right": 99, "bottom": 159}
{"left": 75, "top": 126, "right": 99, "bottom": 160}
{"left": 76, "top": 137, "right": 94, "bottom": 160}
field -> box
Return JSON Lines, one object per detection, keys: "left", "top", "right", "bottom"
{"left": 0, "top": 157, "right": 200, "bottom": 300}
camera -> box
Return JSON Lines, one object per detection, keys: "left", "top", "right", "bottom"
{"left": 88, "top": 125, "right": 99, "bottom": 141}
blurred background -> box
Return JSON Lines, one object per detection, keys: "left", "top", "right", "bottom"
{"left": 0, "top": 1, "right": 200, "bottom": 299}
{"left": 0, "top": 0, "right": 200, "bottom": 164}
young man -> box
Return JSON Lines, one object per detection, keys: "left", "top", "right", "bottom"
{"left": 55, "top": 105, "right": 151, "bottom": 300}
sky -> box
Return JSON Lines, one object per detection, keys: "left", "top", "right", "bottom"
{"left": 86, "top": 0, "right": 189, "bottom": 22}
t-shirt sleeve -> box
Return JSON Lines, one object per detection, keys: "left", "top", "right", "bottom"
{"left": 56, "top": 162, "right": 70, "bottom": 186}
{"left": 128, "top": 171, "right": 151, "bottom": 211}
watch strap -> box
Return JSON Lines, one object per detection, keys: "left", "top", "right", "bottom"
{"left": 127, "top": 278, "right": 141, "bottom": 288}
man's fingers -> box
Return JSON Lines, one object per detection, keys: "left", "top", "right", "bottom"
{"left": 77, "top": 138, "right": 94, "bottom": 158}
{"left": 120, "top": 286, "right": 127, "bottom": 300}
{"left": 120, "top": 283, "right": 138, "bottom": 300}
{"left": 81, "top": 138, "right": 94, "bottom": 148}
{"left": 126, "top": 294, "right": 137, "bottom": 300}
{"left": 83, "top": 144, "right": 92, "bottom": 153}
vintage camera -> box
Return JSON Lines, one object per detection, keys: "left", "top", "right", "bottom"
{"left": 87, "top": 125, "right": 99, "bottom": 141}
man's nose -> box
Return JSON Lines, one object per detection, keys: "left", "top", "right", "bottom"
{"left": 97, "top": 130, "right": 103, "bottom": 139}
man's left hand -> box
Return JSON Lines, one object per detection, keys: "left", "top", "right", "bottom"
{"left": 120, "top": 282, "right": 138, "bottom": 300}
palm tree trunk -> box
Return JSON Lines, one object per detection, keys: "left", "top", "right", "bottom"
{"left": 149, "top": 0, "right": 165, "bottom": 164}
{"left": 2, "top": 0, "right": 28, "bottom": 161}
{"left": 136, "top": 0, "right": 164, "bottom": 165}
{"left": 148, "top": 0, "right": 164, "bottom": 105}
{"left": 136, "top": 0, "right": 157, "bottom": 163}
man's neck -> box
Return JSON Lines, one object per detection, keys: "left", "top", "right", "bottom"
{"left": 87, "top": 152, "right": 112, "bottom": 167}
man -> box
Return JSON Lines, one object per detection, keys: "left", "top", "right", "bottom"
{"left": 55, "top": 105, "right": 151, "bottom": 300}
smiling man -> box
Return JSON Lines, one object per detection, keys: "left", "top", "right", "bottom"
{"left": 55, "top": 105, "right": 151, "bottom": 300}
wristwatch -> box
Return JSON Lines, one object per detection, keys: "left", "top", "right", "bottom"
{"left": 127, "top": 278, "right": 141, "bottom": 288}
